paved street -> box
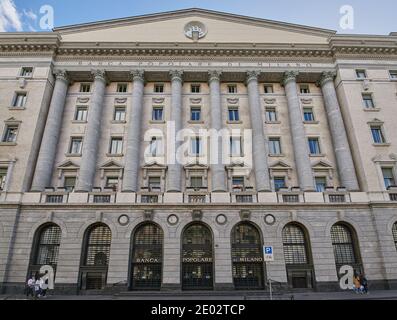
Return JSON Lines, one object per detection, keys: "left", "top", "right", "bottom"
{"left": 1, "top": 290, "right": 397, "bottom": 300}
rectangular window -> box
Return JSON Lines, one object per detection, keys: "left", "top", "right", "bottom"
{"left": 268, "top": 138, "right": 282, "bottom": 155}
{"left": 315, "top": 177, "right": 327, "bottom": 192}
{"left": 109, "top": 137, "right": 123, "bottom": 155}
{"left": 13, "top": 92, "right": 27, "bottom": 108}
{"left": 152, "top": 107, "right": 164, "bottom": 121}
{"left": 191, "top": 137, "right": 202, "bottom": 155}
{"left": 190, "top": 107, "right": 201, "bottom": 121}
{"left": 69, "top": 137, "right": 82, "bottom": 154}
{"left": 228, "top": 85, "right": 237, "bottom": 94}
{"left": 149, "top": 137, "right": 162, "bottom": 156}
{"left": 64, "top": 176, "right": 76, "bottom": 192}
{"left": 303, "top": 107, "right": 315, "bottom": 122}
{"left": 75, "top": 106, "right": 88, "bottom": 121}
{"left": 389, "top": 70, "right": 397, "bottom": 80}
{"left": 274, "top": 177, "right": 286, "bottom": 191}
{"left": 228, "top": 108, "right": 240, "bottom": 122}
{"left": 264, "top": 85, "right": 274, "bottom": 94}
{"left": 2, "top": 125, "right": 18, "bottom": 143}
{"left": 106, "top": 177, "right": 119, "bottom": 189}
{"left": 116, "top": 83, "right": 128, "bottom": 93}
{"left": 114, "top": 106, "right": 126, "bottom": 121}
{"left": 190, "top": 176, "right": 203, "bottom": 188}
{"left": 20, "top": 67, "right": 33, "bottom": 77}
{"left": 362, "top": 94, "right": 375, "bottom": 109}
{"left": 265, "top": 107, "right": 277, "bottom": 122}
{"left": 0, "top": 168, "right": 8, "bottom": 191}
{"left": 191, "top": 84, "right": 201, "bottom": 93}
{"left": 148, "top": 176, "right": 161, "bottom": 190}
{"left": 308, "top": 138, "right": 321, "bottom": 155}
{"left": 356, "top": 69, "right": 367, "bottom": 79}
{"left": 230, "top": 137, "right": 242, "bottom": 156}
{"left": 232, "top": 176, "right": 244, "bottom": 188}
{"left": 300, "top": 85, "right": 310, "bottom": 94}
{"left": 80, "top": 83, "right": 91, "bottom": 93}
{"left": 382, "top": 168, "right": 395, "bottom": 189}
{"left": 154, "top": 84, "right": 164, "bottom": 93}
{"left": 371, "top": 126, "right": 385, "bottom": 144}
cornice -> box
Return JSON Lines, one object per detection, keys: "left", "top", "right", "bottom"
{"left": 0, "top": 34, "right": 396, "bottom": 60}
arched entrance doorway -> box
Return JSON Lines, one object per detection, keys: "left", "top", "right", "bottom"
{"left": 131, "top": 223, "right": 163, "bottom": 290}
{"left": 231, "top": 222, "right": 264, "bottom": 289}
{"left": 181, "top": 223, "right": 213, "bottom": 290}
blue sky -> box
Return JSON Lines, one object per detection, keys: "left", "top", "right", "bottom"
{"left": 1, "top": 0, "right": 396, "bottom": 34}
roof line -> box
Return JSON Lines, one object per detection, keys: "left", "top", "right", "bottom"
{"left": 53, "top": 7, "right": 337, "bottom": 35}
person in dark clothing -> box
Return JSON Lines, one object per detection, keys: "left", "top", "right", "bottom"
{"left": 360, "top": 274, "right": 369, "bottom": 294}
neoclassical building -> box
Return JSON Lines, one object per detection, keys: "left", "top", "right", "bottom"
{"left": 1, "top": 8, "right": 397, "bottom": 294}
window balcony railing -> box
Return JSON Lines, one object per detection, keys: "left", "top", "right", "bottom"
{"left": 188, "top": 194, "right": 207, "bottom": 203}
{"left": 235, "top": 194, "right": 253, "bottom": 203}
{"left": 389, "top": 193, "right": 397, "bottom": 201}
{"left": 93, "top": 195, "right": 111, "bottom": 203}
{"left": 46, "top": 195, "right": 64, "bottom": 203}
{"left": 328, "top": 194, "right": 346, "bottom": 203}
{"left": 282, "top": 194, "right": 300, "bottom": 203}
{"left": 140, "top": 194, "right": 159, "bottom": 203}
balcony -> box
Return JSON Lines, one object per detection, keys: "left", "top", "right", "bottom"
{"left": 88, "top": 188, "right": 116, "bottom": 203}
{"left": 390, "top": 193, "right": 397, "bottom": 201}
{"left": 282, "top": 194, "right": 300, "bottom": 203}
{"left": 46, "top": 194, "right": 64, "bottom": 203}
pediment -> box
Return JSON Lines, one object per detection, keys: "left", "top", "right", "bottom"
{"left": 57, "top": 160, "right": 79, "bottom": 169}
{"left": 269, "top": 161, "right": 291, "bottom": 169}
{"left": 99, "top": 160, "right": 123, "bottom": 169}
{"left": 142, "top": 162, "right": 167, "bottom": 169}
{"left": 312, "top": 160, "right": 333, "bottom": 169}
{"left": 56, "top": 9, "right": 334, "bottom": 44}
{"left": 184, "top": 163, "right": 209, "bottom": 169}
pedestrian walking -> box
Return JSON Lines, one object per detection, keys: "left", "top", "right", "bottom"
{"left": 353, "top": 274, "right": 363, "bottom": 294}
{"left": 26, "top": 276, "right": 35, "bottom": 298}
{"left": 39, "top": 276, "right": 48, "bottom": 297}
{"left": 360, "top": 274, "right": 369, "bottom": 294}
{"left": 34, "top": 277, "right": 41, "bottom": 299}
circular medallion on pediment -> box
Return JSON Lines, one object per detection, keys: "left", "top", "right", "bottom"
{"left": 184, "top": 21, "right": 207, "bottom": 40}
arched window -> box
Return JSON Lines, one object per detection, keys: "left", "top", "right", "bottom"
{"left": 392, "top": 222, "right": 397, "bottom": 251}
{"left": 29, "top": 223, "right": 62, "bottom": 277}
{"left": 80, "top": 223, "right": 112, "bottom": 290}
{"left": 331, "top": 223, "right": 362, "bottom": 275}
{"left": 181, "top": 223, "right": 213, "bottom": 290}
{"left": 282, "top": 223, "right": 314, "bottom": 288}
{"left": 231, "top": 223, "right": 264, "bottom": 289}
{"left": 131, "top": 223, "right": 163, "bottom": 290}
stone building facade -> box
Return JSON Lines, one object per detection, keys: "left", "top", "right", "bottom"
{"left": 0, "top": 8, "right": 397, "bottom": 294}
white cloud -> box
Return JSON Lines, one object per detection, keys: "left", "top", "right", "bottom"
{"left": 0, "top": 0, "right": 23, "bottom": 32}
{"left": 23, "top": 9, "right": 37, "bottom": 21}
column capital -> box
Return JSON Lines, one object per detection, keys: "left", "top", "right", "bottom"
{"left": 54, "top": 69, "right": 69, "bottom": 84}
{"left": 169, "top": 70, "right": 184, "bottom": 82}
{"left": 246, "top": 70, "right": 261, "bottom": 84}
{"left": 282, "top": 71, "right": 299, "bottom": 86}
{"left": 318, "top": 71, "right": 337, "bottom": 87}
{"left": 91, "top": 69, "right": 108, "bottom": 83}
{"left": 208, "top": 70, "right": 222, "bottom": 83}
{"left": 130, "top": 69, "right": 145, "bottom": 83}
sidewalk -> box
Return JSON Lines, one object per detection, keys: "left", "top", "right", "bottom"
{"left": 1, "top": 289, "right": 397, "bottom": 300}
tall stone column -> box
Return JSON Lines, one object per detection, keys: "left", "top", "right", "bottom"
{"left": 166, "top": 70, "right": 184, "bottom": 192}
{"left": 31, "top": 70, "right": 69, "bottom": 191}
{"left": 283, "top": 71, "right": 315, "bottom": 191}
{"left": 209, "top": 70, "right": 227, "bottom": 192}
{"left": 246, "top": 71, "right": 271, "bottom": 192}
{"left": 75, "top": 70, "right": 107, "bottom": 192}
{"left": 122, "top": 70, "right": 145, "bottom": 192}
{"left": 319, "top": 71, "right": 359, "bottom": 191}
